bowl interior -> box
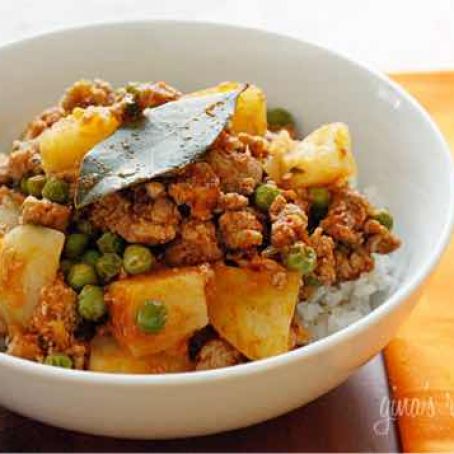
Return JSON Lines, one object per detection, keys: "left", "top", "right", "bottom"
{"left": 0, "top": 21, "right": 452, "bottom": 323}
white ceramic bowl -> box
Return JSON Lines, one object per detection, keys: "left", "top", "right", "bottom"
{"left": 0, "top": 21, "right": 452, "bottom": 439}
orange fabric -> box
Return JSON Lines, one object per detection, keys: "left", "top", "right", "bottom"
{"left": 384, "top": 72, "right": 454, "bottom": 453}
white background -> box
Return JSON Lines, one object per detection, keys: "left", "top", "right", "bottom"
{"left": 0, "top": 0, "right": 453, "bottom": 72}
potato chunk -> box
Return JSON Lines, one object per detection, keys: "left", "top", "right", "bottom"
{"left": 0, "top": 225, "right": 64, "bottom": 328}
{"left": 39, "top": 106, "right": 119, "bottom": 174}
{"left": 0, "top": 192, "right": 21, "bottom": 236}
{"left": 89, "top": 335, "right": 193, "bottom": 374}
{"left": 187, "top": 82, "right": 267, "bottom": 136}
{"left": 231, "top": 84, "right": 267, "bottom": 136}
{"left": 207, "top": 265, "right": 300, "bottom": 360}
{"left": 265, "top": 123, "right": 357, "bottom": 187}
{"left": 108, "top": 268, "right": 208, "bottom": 357}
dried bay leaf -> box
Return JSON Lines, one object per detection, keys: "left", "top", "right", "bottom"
{"left": 75, "top": 85, "right": 246, "bottom": 208}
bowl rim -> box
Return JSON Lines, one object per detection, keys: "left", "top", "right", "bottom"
{"left": 0, "top": 18, "right": 453, "bottom": 386}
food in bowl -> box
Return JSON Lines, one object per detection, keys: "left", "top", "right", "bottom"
{"left": 0, "top": 78, "right": 401, "bottom": 373}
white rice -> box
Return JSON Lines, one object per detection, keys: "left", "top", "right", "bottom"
{"left": 297, "top": 252, "right": 397, "bottom": 341}
{"left": 295, "top": 184, "right": 398, "bottom": 341}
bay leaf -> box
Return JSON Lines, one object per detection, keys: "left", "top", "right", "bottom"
{"left": 75, "top": 84, "right": 246, "bottom": 208}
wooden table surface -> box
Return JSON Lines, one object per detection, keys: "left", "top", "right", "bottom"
{"left": 0, "top": 355, "right": 399, "bottom": 452}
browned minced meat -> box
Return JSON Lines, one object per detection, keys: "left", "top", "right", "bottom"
{"left": 0, "top": 185, "right": 25, "bottom": 206}
{"left": 145, "top": 181, "right": 166, "bottom": 199}
{"left": 129, "top": 81, "right": 182, "bottom": 110}
{"left": 243, "top": 255, "right": 287, "bottom": 284}
{"left": 237, "top": 132, "right": 270, "bottom": 159}
{"left": 288, "top": 321, "right": 312, "bottom": 349}
{"left": 219, "top": 209, "right": 263, "bottom": 250}
{"left": 6, "top": 333, "right": 42, "bottom": 361}
{"left": 299, "top": 283, "right": 315, "bottom": 302}
{"left": 319, "top": 187, "right": 400, "bottom": 281}
{"left": 335, "top": 247, "right": 375, "bottom": 281}
{"left": 292, "top": 187, "right": 312, "bottom": 212}
{"left": 364, "top": 219, "right": 401, "bottom": 254}
{"left": 7, "top": 276, "right": 87, "bottom": 369}
{"left": 270, "top": 186, "right": 310, "bottom": 213}
{"left": 268, "top": 193, "right": 287, "bottom": 216}
{"left": 60, "top": 79, "right": 116, "bottom": 113}
{"left": 0, "top": 154, "right": 10, "bottom": 185}
{"left": 90, "top": 192, "right": 180, "bottom": 245}
{"left": 207, "top": 134, "right": 263, "bottom": 195}
{"left": 212, "top": 130, "right": 243, "bottom": 153}
{"left": 23, "top": 106, "right": 65, "bottom": 140}
{"left": 308, "top": 227, "right": 336, "bottom": 286}
{"left": 169, "top": 162, "right": 220, "bottom": 220}
{"left": 217, "top": 192, "right": 249, "bottom": 211}
{"left": 270, "top": 196, "right": 308, "bottom": 248}
{"left": 195, "top": 338, "right": 244, "bottom": 371}
{"left": 234, "top": 254, "right": 289, "bottom": 289}
{"left": 165, "top": 219, "right": 222, "bottom": 266}
{"left": 21, "top": 196, "right": 71, "bottom": 231}
{"left": 2, "top": 141, "right": 41, "bottom": 181}
{"left": 321, "top": 187, "right": 371, "bottom": 247}
{"left": 29, "top": 277, "right": 77, "bottom": 350}
{"left": 280, "top": 188, "right": 299, "bottom": 202}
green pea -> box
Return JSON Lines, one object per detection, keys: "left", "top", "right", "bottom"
{"left": 76, "top": 219, "right": 97, "bottom": 237}
{"left": 309, "top": 187, "right": 331, "bottom": 210}
{"left": 96, "top": 253, "right": 122, "bottom": 282}
{"left": 267, "top": 107, "right": 295, "bottom": 129}
{"left": 44, "top": 353, "right": 73, "bottom": 369}
{"left": 26, "top": 175, "right": 47, "bottom": 197}
{"left": 19, "top": 177, "right": 29, "bottom": 194}
{"left": 136, "top": 300, "right": 168, "bottom": 334}
{"left": 64, "top": 233, "right": 90, "bottom": 259}
{"left": 254, "top": 184, "right": 281, "bottom": 211}
{"left": 81, "top": 249, "right": 101, "bottom": 267}
{"left": 78, "top": 285, "right": 106, "bottom": 322}
{"left": 123, "top": 245, "right": 155, "bottom": 275}
{"left": 283, "top": 243, "right": 317, "bottom": 275}
{"left": 96, "top": 232, "right": 125, "bottom": 254}
{"left": 42, "top": 177, "right": 69, "bottom": 203}
{"left": 67, "top": 263, "right": 98, "bottom": 291}
{"left": 373, "top": 209, "right": 394, "bottom": 230}
{"left": 59, "top": 259, "right": 74, "bottom": 276}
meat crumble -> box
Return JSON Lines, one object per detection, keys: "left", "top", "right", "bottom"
{"left": 89, "top": 192, "right": 181, "bottom": 245}
{"left": 21, "top": 196, "right": 71, "bottom": 231}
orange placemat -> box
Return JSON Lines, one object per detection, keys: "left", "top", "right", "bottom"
{"left": 385, "top": 72, "right": 454, "bottom": 452}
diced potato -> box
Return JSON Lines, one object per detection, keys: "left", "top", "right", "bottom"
{"left": 207, "top": 265, "right": 301, "bottom": 360}
{"left": 39, "top": 106, "right": 119, "bottom": 174}
{"left": 265, "top": 123, "right": 357, "bottom": 187}
{"left": 0, "top": 194, "right": 21, "bottom": 236}
{"left": 108, "top": 268, "right": 208, "bottom": 357}
{"left": 187, "top": 82, "right": 267, "bottom": 136}
{"left": 0, "top": 225, "right": 64, "bottom": 328}
{"left": 232, "top": 84, "right": 267, "bottom": 136}
{"left": 263, "top": 129, "right": 295, "bottom": 183}
{"left": 89, "top": 335, "right": 193, "bottom": 374}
